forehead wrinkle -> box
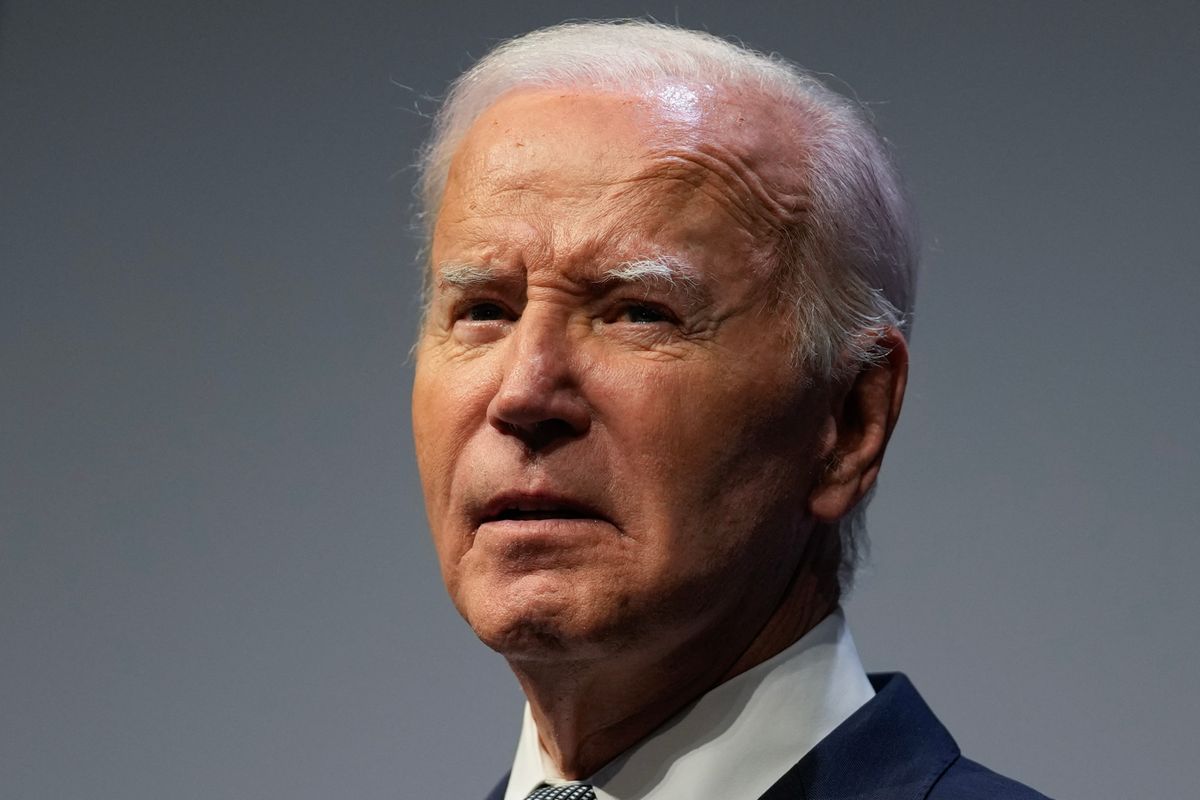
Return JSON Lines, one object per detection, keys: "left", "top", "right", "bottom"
{"left": 632, "top": 145, "right": 808, "bottom": 239}
{"left": 446, "top": 176, "right": 626, "bottom": 256}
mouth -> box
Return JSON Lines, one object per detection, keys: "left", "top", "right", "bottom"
{"left": 477, "top": 493, "right": 608, "bottom": 527}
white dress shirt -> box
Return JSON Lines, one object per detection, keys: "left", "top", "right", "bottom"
{"left": 502, "top": 608, "right": 874, "bottom": 800}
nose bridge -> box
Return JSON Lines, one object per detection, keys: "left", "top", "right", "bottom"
{"left": 489, "top": 302, "right": 589, "bottom": 437}
{"left": 505, "top": 304, "right": 571, "bottom": 388}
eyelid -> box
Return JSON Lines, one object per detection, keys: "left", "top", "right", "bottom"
{"left": 451, "top": 296, "right": 518, "bottom": 322}
{"left": 609, "top": 297, "right": 681, "bottom": 325}
{"left": 628, "top": 298, "right": 674, "bottom": 315}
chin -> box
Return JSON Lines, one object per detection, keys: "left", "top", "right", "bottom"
{"left": 459, "top": 574, "right": 636, "bottom": 663}
{"left": 473, "top": 616, "right": 577, "bottom": 660}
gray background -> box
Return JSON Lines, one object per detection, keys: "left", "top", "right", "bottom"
{"left": 3, "top": 1, "right": 1197, "bottom": 798}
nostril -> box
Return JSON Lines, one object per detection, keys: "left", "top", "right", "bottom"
{"left": 487, "top": 373, "right": 591, "bottom": 446}
{"left": 536, "top": 422, "right": 576, "bottom": 451}
{"left": 485, "top": 336, "right": 591, "bottom": 445}
{"left": 498, "top": 417, "right": 581, "bottom": 451}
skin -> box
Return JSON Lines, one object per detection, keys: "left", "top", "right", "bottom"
{"left": 412, "top": 85, "right": 908, "bottom": 778}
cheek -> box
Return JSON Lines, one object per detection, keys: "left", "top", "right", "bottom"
{"left": 585, "top": 357, "right": 695, "bottom": 474}
{"left": 599, "top": 352, "right": 801, "bottom": 463}
{"left": 589, "top": 354, "right": 815, "bottom": 546}
{"left": 412, "top": 352, "right": 495, "bottom": 524}
{"left": 414, "top": 342, "right": 493, "bottom": 438}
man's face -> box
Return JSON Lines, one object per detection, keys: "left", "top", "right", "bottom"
{"left": 413, "top": 87, "right": 833, "bottom": 664}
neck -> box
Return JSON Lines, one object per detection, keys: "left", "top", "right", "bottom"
{"left": 510, "top": 531, "right": 841, "bottom": 779}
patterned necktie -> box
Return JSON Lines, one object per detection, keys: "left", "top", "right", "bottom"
{"left": 524, "top": 783, "right": 597, "bottom": 800}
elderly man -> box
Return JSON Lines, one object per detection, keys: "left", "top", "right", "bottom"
{"left": 411, "top": 20, "right": 1046, "bottom": 800}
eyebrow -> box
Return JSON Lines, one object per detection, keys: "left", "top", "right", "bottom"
{"left": 597, "top": 257, "right": 699, "bottom": 291}
{"left": 432, "top": 256, "right": 709, "bottom": 303}
{"left": 595, "top": 257, "right": 709, "bottom": 308}
{"left": 435, "top": 262, "right": 497, "bottom": 288}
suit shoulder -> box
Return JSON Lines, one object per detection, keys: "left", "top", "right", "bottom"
{"left": 928, "top": 756, "right": 1052, "bottom": 800}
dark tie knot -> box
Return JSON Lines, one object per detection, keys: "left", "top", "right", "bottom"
{"left": 524, "top": 783, "right": 597, "bottom": 800}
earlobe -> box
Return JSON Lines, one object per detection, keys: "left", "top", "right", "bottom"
{"left": 808, "top": 329, "right": 909, "bottom": 522}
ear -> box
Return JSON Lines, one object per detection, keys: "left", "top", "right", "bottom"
{"left": 809, "top": 328, "right": 909, "bottom": 522}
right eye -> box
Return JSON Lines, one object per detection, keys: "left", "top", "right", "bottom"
{"left": 462, "top": 302, "right": 508, "bottom": 322}
{"left": 450, "top": 300, "right": 515, "bottom": 345}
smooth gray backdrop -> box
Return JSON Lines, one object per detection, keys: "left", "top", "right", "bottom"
{"left": 3, "top": 1, "right": 1197, "bottom": 798}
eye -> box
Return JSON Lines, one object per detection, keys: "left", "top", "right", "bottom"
{"left": 462, "top": 301, "right": 508, "bottom": 322}
{"left": 618, "top": 303, "right": 673, "bottom": 324}
{"left": 449, "top": 299, "right": 515, "bottom": 345}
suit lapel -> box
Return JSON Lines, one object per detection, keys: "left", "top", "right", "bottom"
{"left": 483, "top": 674, "right": 958, "bottom": 800}
{"left": 483, "top": 771, "right": 510, "bottom": 800}
{"left": 757, "top": 673, "right": 960, "bottom": 800}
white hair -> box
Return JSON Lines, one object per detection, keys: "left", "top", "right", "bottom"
{"left": 415, "top": 20, "right": 919, "bottom": 589}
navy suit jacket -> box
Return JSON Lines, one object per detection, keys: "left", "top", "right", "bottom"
{"left": 484, "top": 673, "right": 1049, "bottom": 800}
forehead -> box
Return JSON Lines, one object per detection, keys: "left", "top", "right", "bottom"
{"left": 444, "top": 88, "right": 693, "bottom": 195}
{"left": 432, "top": 86, "right": 803, "bottom": 274}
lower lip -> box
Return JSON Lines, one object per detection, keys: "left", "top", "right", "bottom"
{"left": 475, "top": 517, "right": 613, "bottom": 540}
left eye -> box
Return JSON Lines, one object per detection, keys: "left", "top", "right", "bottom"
{"left": 619, "top": 304, "right": 671, "bottom": 324}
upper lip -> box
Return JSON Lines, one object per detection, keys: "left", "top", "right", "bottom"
{"left": 476, "top": 491, "right": 608, "bottom": 524}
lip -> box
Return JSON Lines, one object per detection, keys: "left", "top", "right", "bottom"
{"left": 475, "top": 491, "right": 610, "bottom": 528}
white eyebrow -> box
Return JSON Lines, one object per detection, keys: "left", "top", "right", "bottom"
{"left": 599, "top": 257, "right": 700, "bottom": 291}
{"left": 435, "top": 263, "right": 495, "bottom": 288}
{"left": 433, "top": 257, "right": 705, "bottom": 301}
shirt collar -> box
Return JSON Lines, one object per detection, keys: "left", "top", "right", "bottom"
{"left": 503, "top": 608, "right": 874, "bottom": 800}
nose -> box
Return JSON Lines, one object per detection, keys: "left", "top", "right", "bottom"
{"left": 486, "top": 312, "right": 591, "bottom": 450}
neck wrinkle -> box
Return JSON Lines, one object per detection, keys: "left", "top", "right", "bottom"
{"left": 510, "top": 529, "right": 842, "bottom": 780}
